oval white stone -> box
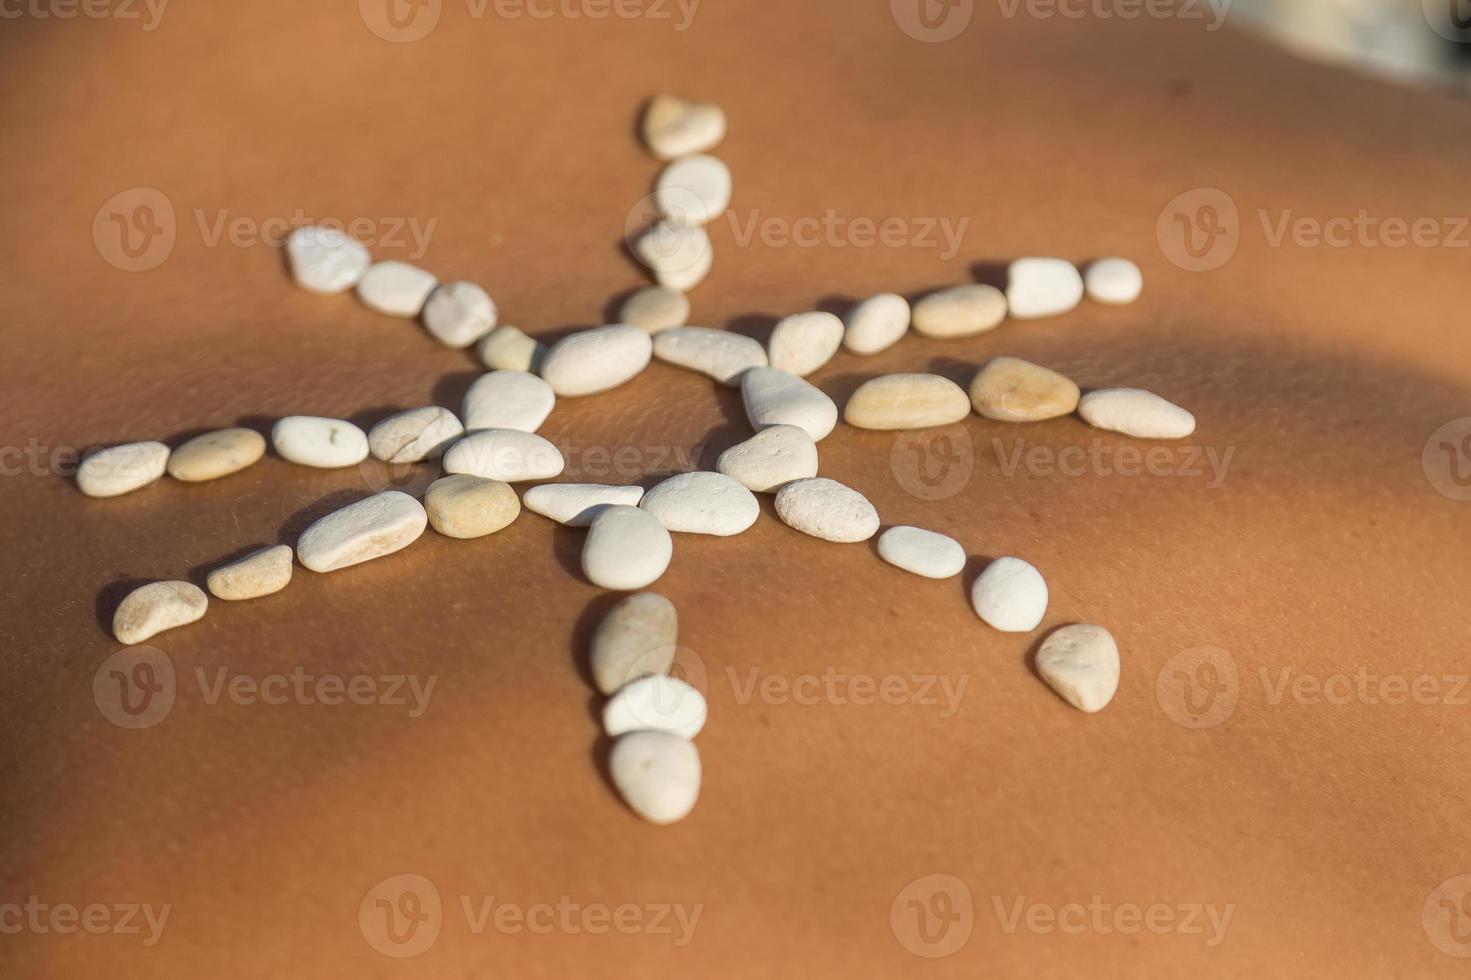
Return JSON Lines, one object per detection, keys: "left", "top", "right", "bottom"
{"left": 524, "top": 483, "right": 645, "bottom": 527}
{"left": 78, "top": 441, "right": 169, "bottom": 498}
{"left": 1078, "top": 388, "right": 1195, "bottom": 439}
{"left": 462, "top": 371, "right": 556, "bottom": 433}
{"left": 285, "top": 226, "right": 371, "bottom": 295}
{"left": 609, "top": 730, "right": 701, "bottom": 825}
{"left": 604, "top": 675, "right": 708, "bottom": 740}
{"left": 716, "top": 424, "right": 819, "bottom": 493}
{"left": 877, "top": 526, "right": 966, "bottom": 579}
{"left": 742, "top": 367, "right": 838, "bottom": 441}
{"left": 1084, "top": 258, "right": 1143, "bottom": 305}
{"left": 272, "top": 417, "right": 369, "bottom": 469}
{"left": 442, "top": 429, "right": 565, "bottom": 482}
{"left": 843, "top": 293, "right": 911, "bottom": 355}
{"left": 971, "top": 557, "right": 1048, "bottom": 633}
{"left": 296, "top": 491, "right": 428, "bottom": 573}
{"left": 1006, "top": 257, "right": 1084, "bottom": 320}
{"left": 640, "top": 471, "right": 759, "bottom": 536}
{"left": 356, "top": 260, "right": 438, "bottom": 318}
{"left": 911, "top": 284, "right": 1007, "bottom": 338}
{"left": 642, "top": 94, "right": 727, "bottom": 160}
{"left": 422, "top": 280, "right": 497, "bottom": 348}
{"left": 583, "top": 505, "right": 673, "bottom": 591}
{"left": 619, "top": 286, "right": 690, "bottom": 335}
{"left": 478, "top": 325, "right": 546, "bottom": 374}
{"left": 769, "top": 311, "right": 844, "bottom": 377}
{"left": 635, "top": 222, "right": 712, "bottom": 292}
{"left": 591, "top": 593, "right": 678, "bottom": 695}
{"left": 655, "top": 154, "right": 732, "bottom": 227}
{"left": 1036, "top": 624, "right": 1121, "bottom": 713}
{"left": 773, "top": 478, "right": 879, "bottom": 543}
{"left": 113, "top": 580, "right": 208, "bottom": 645}
{"left": 368, "top": 407, "right": 464, "bottom": 463}
{"left": 540, "top": 325, "right": 654, "bottom": 397}
{"left": 654, "top": 327, "right": 767, "bottom": 385}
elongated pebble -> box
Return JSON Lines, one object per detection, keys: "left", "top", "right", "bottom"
{"left": 78, "top": 442, "right": 169, "bottom": 498}
{"left": 640, "top": 471, "right": 759, "bottom": 536}
{"left": 971, "top": 557, "right": 1047, "bottom": 633}
{"left": 422, "top": 280, "right": 497, "bottom": 348}
{"left": 635, "top": 222, "right": 712, "bottom": 292}
{"left": 877, "top": 526, "right": 966, "bottom": 579}
{"left": 524, "top": 483, "right": 645, "bottom": 527}
{"left": 1006, "top": 258, "right": 1084, "bottom": 320}
{"left": 1084, "top": 258, "right": 1143, "bottom": 305}
{"left": 774, "top": 478, "right": 879, "bottom": 543}
{"left": 609, "top": 730, "right": 701, "bottom": 825}
{"left": 167, "top": 428, "right": 265, "bottom": 482}
{"left": 207, "top": 545, "right": 293, "bottom": 601}
{"left": 356, "top": 260, "right": 437, "bottom": 318}
{"left": 911, "top": 284, "right": 1007, "bottom": 338}
{"left": 285, "top": 226, "right": 371, "bottom": 295}
{"left": 969, "top": 357, "right": 1080, "bottom": 422}
{"left": 540, "top": 325, "right": 653, "bottom": 397}
{"left": 462, "top": 371, "right": 556, "bottom": 432}
{"left": 642, "top": 94, "right": 726, "bottom": 160}
{"left": 619, "top": 286, "right": 689, "bottom": 335}
{"left": 368, "top": 407, "right": 464, "bottom": 463}
{"left": 1078, "top": 388, "right": 1195, "bottom": 439}
{"left": 1036, "top": 624, "right": 1120, "bottom": 713}
{"left": 424, "top": 474, "right": 520, "bottom": 539}
{"left": 296, "top": 491, "right": 427, "bottom": 573}
{"left": 583, "top": 505, "right": 673, "bottom": 591}
{"left": 443, "top": 429, "right": 565, "bottom": 482}
{"left": 591, "top": 593, "right": 678, "bottom": 695}
{"left": 843, "top": 293, "right": 910, "bottom": 355}
{"left": 742, "top": 367, "right": 838, "bottom": 441}
{"left": 272, "top": 417, "right": 369, "bottom": 469}
{"left": 768, "top": 311, "right": 843, "bottom": 377}
{"left": 654, "top": 327, "right": 767, "bottom": 385}
{"left": 113, "top": 581, "right": 207, "bottom": 645}
{"left": 844, "top": 373, "right": 970, "bottom": 430}
{"left": 716, "top": 424, "right": 818, "bottom": 493}
{"left": 478, "top": 325, "right": 546, "bottom": 374}
{"left": 605, "top": 675, "right": 707, "bottom": 740}
{"left": 655, "top": 154, "right": 732, "bottom": 227}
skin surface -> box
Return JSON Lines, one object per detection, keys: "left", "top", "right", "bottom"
{"left": 2, "top": 3, "right": 1470, "bottom": 977}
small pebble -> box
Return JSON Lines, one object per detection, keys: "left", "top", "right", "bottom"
{"left": 540, "top": 325, "right": 654, "bottom": 397}
{"left": 356, "top": 260, "right": 438, "bottom": 318}
{"left": 642, "top": 94, "right": 727, "bottom": 160}
{"left": 590, "top": 592, "right": 678, "bottom": 695}
{"left": 1036, "top": 624, "right": 1121, "bottom": 713}
{"left": 113, "top": 581, "right": 207, "bottom": 645}
{"left": 640, "top": 471, "right": 759, "bottom": 536}
{"left": 609, "top": 729, "right": 702, "bottom": 825}
{"left": 422, "top": 280, "right": 497, "bottom": 348}
{"left": 167, "top": 428, "right": 266, "bottom": 483}
{"left": 768, "top": 311, "right": 843, "bottom": 377}
{"left": 968, "top": 357, "right": 1080, "bottom": 423}
{"left": 1078, "top": 388, "right": 1195, "bottom": 439}
{"left": 1084, "top": 258, "right": 1143, "bottom": 305}
{"left": 524, "top": 483, "right": 645, "bottom": 527}
{"left": 655, "top": 154, "right": 732, "bottom": 227}
{"left": 583, "top": 505, "right": 673, "bottom": 591}
{"left": 478, "top": 326, "right": 546, "bottom": 374}
{"left": 773, "top": 478, "right": 879, "bottom": 543}
{"left": 207, "top": 545, "right": 293, "bottom": 601}
{"left": 634, "top": 222, "right": 713, "bottom": 292}
{"left": 654, "top": 327, "right": 767, "bottom": 385}
{"left": 443, "top": 429, "right": 565, "bottom": 482}
{"left": 424, "top": 474, "right": 520, "bottom": 539}
{"left": 876, "top": 526, "right": 966, "bottom": 579}
{"left": 970, "top": 557, "right": 1048, "bottom": 633}
{"left": 604, "top": 675, "right": 707, "bottom": 739}
{"left": 285, "top": 226, "right": 371, "bottom": 295}
{"left": 619, "top": 286, "right": 690, "bottom": 335}
{"left": 272, "top": 417, "right": 369, "bottom": 469}
{"left": 716, "top": 424, "right": 818, "bottom": 493}
{"left": 78, "top": 441, "right": 169, "bottom": 498}
{"left": 742, "top": 367, "right": 838, "bottom": 441}
{"left": 1006, "top": 258, "right": 1084, "bottom": 320}
{"left": 911, "top": 284, "right": 1008, "bottom": 338}
{"left": 843, "top": 373, "right": 970, "bottom": 430}
{"left": 843, "top": 293, "right": 910, "bottom": 355}
{"left": 296, "top": 491, "right": 428, "bottom": 573}
{"left": 368, "top": 407, "right": 464, "bottom": 463}
{"left": 462, "top": 371, "right": 556, "bottom": 432}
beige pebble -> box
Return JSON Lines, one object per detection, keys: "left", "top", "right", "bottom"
{"left": 207, "top": 545, "right": 293, "bottom": 601}
{"left": 583, "top": 505, "right": 673, "bottom": 591}
{"left": 1036, "top": 624, "right": 1120, "bottom": 713}
{"left": 78, "top": 441, "right": 169, "bottom": 498}
{"left": 768, "top": 311, "right": 843, "bottom": 377}
{"left": 619, "top": 286, "right": 689, "bottom": 334}
{"left": 653, "top": 327, "right": 767, "bottom": 385}
{"left": 844, "top": 373, "right": 970, "bottom": 430}
{"left": 635, "top": 222, "right": 713, "bottom": 292}
{"left": 968, "top": 357, "right": 1081, "bottom": 423}
{"left": 285, "top": 226, "right": 371, "bottom": 295}
{"left": 524, "top": 483, "right": 645, "bottom": 527}
{"left": 296, "top": 491, "right": 428, "bottom": 573}
{"left": 167, "top": 428, "right": 266, "bottom": 483}
{"left": 478, "top": 326, "right": 546, "bottom": 374}
{"left": 113, "top": 581, "right": 207, "bottom": 645}
{"left": 655, "top": 154, "right": 732, "bottom": 227}
{"left": 356, "top": 260, "right": 438, "bottom": 318}
{"left": 1084, "top": 258, "right": 1143, "bottom": 305}
{"left": 843, "top": 293, "right": 910, "bottom": 355}
{"left": 1006, "top": 257, "right": 1084, "bottom": 320}
{"left": 422, "top": 281, "right": 497, "bottom": 348}
{"left": 742, "top": 367, "right": 838, "bottom": 442}
{"left": 876, "top": 526, "right": 966, "bottom": 579}
{"left": 424, "top": 474, "right": 520, "bottom": 539}
{"left": 605, "top": 675, "right": 707, "bottom": 740}
{"left": 462, "top": 371, "right": 556, "bottom": 432}
{"left": 443, "top": 429, "right": 565, "bottom": 482}
{"left": 1078, "top": 388, "right": 1195, "bottom": 439}
{"left": 716, "top": 424, "right": 818, "bottom": 493}
{"left": 971, "top": 557, "right": 1048, "bottom": 633}
{"left": 609, "top": 730, "right": 701, "bottom": 825}
{"left": 540, "top": 325, "right": 654, "bottom": 397}
{"left": 368, "top": 407, "right": 464, "bottom": 463}
{"left": 272, "top": 417, "right": 369, "bottom": 469}
{"left": 640, "top": 471, "right": 759, "bottom": 536}
{"left": 590, "top": 592, "right": 678, "bottom": 696}
{"left": 642, "top": 94, "right": 727, "bottom": 160}
{"left": 911, "top": 284, "right": 1007, "bottom": 338}
{"left": 774, "top": 478, "right": 879, "bottom": 543}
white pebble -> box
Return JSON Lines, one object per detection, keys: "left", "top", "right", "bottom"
{"left": 768, "top": 311, "right": 843, "bottom": 377}
{"left": 609, "top": 730, "right": 701, "bottom": 825}
{"left": 1078, "top": 388, "right": 1195, "bottom": 439}
{"left": 635, "top": 222, "right": 712, "bottom": 292}
{"left": 524, "top": 483, "right": 645, "bottom": 527}
{"left": 462, "top": 371, "right": 556, "bottom": 433}
{"left": 774, "top": 478, "right": 879, "bottom": 543}
{"left": 113, "top": 581, "right": 208, "bottom": 645}
{"left": 619, "top": 286, "right": 690, "bottom": 335}
{"left": 296, "top": 491, "right": 428, "bottom": 573}
{"left": 443, "top": 429, "right": 565, "bottom": 482}
{"left": 1006, "top": 257, "right": 1084, "bottom": 320}
{"left": 843, "top": 293, "right": 910, "bottom": 355}
{"left": 653, "top": 327, "right": 767, "bottom": 385}
{"left": 971, "top": 557, "right": 1048, "bottom": 633}
{"left": 642, "top": 94, "right": 726, "bottom": 160}
{"left": 655, "top": 155, "right": 732, "bottom": 227}
{"left": 368, "top": 407, "right": 464, "bottom": 464}
{"left": 422, "top": 281, "right": 497, "bottom": 348}
{"left": 640, "top": 471, "right": 759, "bottom": 536}
{"left": 356, "top": 260, "right": 438, "bottom": 318}
{"left": 540, "top": 325, "right": 654, "bottom": 397}
{"left": 716, "top": 424, "right": 818, "bottom": 493}
{"left": 272, "top": 417, "right": 369, "bottom": 469}
{"left": 911, "top": 284, "right": 1007, "bottom": 338}
{"left": 742, "top": 367, "right": 838, "bottom": 441}
{"left": 604, "top": 675, "right": 708, "bottom": 740}
{"left": 877, "top": 526, "right": 966, "bottom": 579}
{"left": 591, "top": 593, "right": 678, "bottom": 695}
{"left": 285, "top": 226, "right": 371, "bottom": 295}
{"left": 1084, "top": 258, "right": 1143, "bottom": 305}
{"left": 1036, "top": 624, "right": 1121, "bottom": 713}
{"left": 207, "top": 545, "right": 293, "bottom": 601}
{"left": 478, "top": 326, "right": 546, "bottom": 374}
{"left": 78, "top": 441, "right": 169, "bottom": 498}
{"left": 583, "top": 505, "right": 673, "bottom": 591}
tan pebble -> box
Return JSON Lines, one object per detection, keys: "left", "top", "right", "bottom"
{"left": 424, "top": 474, "right": 520, "bottom": 539}
{"left": 590, "top": 592, "right": 678, "bottom": 695}
{"left": 911, "top": 284, "right": 1007, "bottom": 338}
{"left": 478, "top": 326, "right": 546, "bottom": 374}
{"left": 1036, "top": 624, "right": 1120, "bottom": 713}
{"left": 207, "top": 545, "right": 293, "bottom": 601}
{"left": 113, "top": 581, "right": 207, "bottom": 645}
{"left": 167, "top": 429, "right": 266, "bottom": 483}
{"left": 642, "top": 94, "right": 727, "bottom": 160}
{"left": 844, "top": 373, "right": 971, "bottom": 430}
{"left": 968, "top": 357, "right": 1081, "bottom": 423}
{"left": 619, "top": 286, "right": 690, "bottom": 334}
{"left": 78, "top": 442, "right": 169, "bottom": 498}
{"left": 768, "top": 312, "right": 843, "bottom": 377}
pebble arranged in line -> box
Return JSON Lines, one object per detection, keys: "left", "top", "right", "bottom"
{"left": 78, "top": 441, "right": 170, "bottom": 498}
{"left": 742, "top": 367, "right": 838, "bottom": 441}
{"left": 425, "top": 474, "right": 521, "bottom": 539}
{"left": 590, "top": 592, "right": 679, "bottom": 695}
{"left": 774, "top": 478, "right": 879, "bottom": 543}
{"left": 635, "top": 222, "right": 713, "bottom": 292}
{"left": 297, "top": 491, "right": 428, "bottom": 573}
{"left": 911, "top": 284, "right": 1007, "bottom": 338}
{"left": 604, "top": 674, "right": 708, "bottom": 740}
{"left": 272, "top": 417, "right": 369, "bottom": 469}
{"left": 540, "top": 325, "right": 654, "bottom": 397}
{"left": 969, "top": 357, "right": 1081, "bottom": 423}
{"left": 583, "top": 505, "right": 674, "bottom": 590}
{"left": 422, "top": 280, "right": 497, "bottom": 348}
{"left": 1084, "top": 258, "right": 1143, "bottom": 305}
{"left": 113, "top": 580, "right": 208, "bottom": 645}
{"left": 356, "top": 260, "right": 438, "bottom": 318}
{"left": 971, "top": 557, "right": 1048, "bottom": 633}
{"left": 207, "top": 545, "right": 293, "bottom": 601}
{"left": 642, "top": 93, "right": 726, "bottom": 160}
{"left": 1036, "top": 624, "right": 1120, "bottom": 713}
{"left": 524, "top": 483, "right": 645, "bottom": 527}
{"left": 844, "top": 373, "right": 970, "bottom": 430}
{"left": 619, "top": 286, "right": 690, "bottom": 335}
{"left": 654, "top": 326, "right": 767, "bottom": 385}
{"left": 877, "top": 526, "right": 967, "bottom": 579}
{"left": 167, "top": 428, "right": 266, "bottom": 483}
{"left": 768, "top": 311, "right": 844, "bottom": 377}
{"left": 843, "top": 293, "right": 910, "bottom": 355}
{"left": 655, "top": 154, "right": 732, "bottom": 227}
{"left": 640, "top": 471, "right": 759, "bottom": 536}
{"left": 610, "top": 729, "right": 702, "bottom": 825}
{"left": 716, "top": 424, "right": 819, "bottom": 493}
{"left": 1006, "top": 257, "right": 1084, "bottom": 320}
{"left": 285, "top": 226, "right": 371, "bottom": 295}
{"left": 443, "top": 429, "right": 565, "bottom": 482}
{"left": 478, "top": 325, "right": 546, "bottom": 374}
{"left": 462, "top": 371, "right": 556, "bottom": 433}
{"left": 368, "top": 407, "right": 464, "bottom": 464}
{"left": 1079, "top": 388, "right": 1196, "bottom": 439}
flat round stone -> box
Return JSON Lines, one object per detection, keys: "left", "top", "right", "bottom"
{"left": 635, "top": 222, "right": 712, "bottom": 292}
{"left": 591, "top": 592, "right": 678, "bottom": 695}
{"left": 442, "top": 429, "right": 565, "bottom": 482}
{"left": 768, "top": 311, "right": 843, "bottom": 377}
{"left": 1036, "top": 624, "right": 1121, "bottom": 713}
{"left": 844, "top": 373, "right": 970, "bottom": 430}
{"left": 843, "top": 293, "right": 910, "bottom": 355}
{"left": 642, "top": 94, "right": 727, "bottom": 160}
{"left": 911, "top": 284, "right": 1007, "bottom": 338}
{"left": 583, "top": 505, "right": 673, "bottom": 591}
{"left": 1078, "top": 388, "right": 1196, "bottom": 439}
{"left": 969, "top": 357, "right": 1080, "bottom": 422}
{"left": 774, "top": 478, "right": 879, "bottom": 543}
{"left": 655, "top": 154, "right": 732, "bottom": 227}
{"left": 78, "top": 441, "right": 169, "bottom": 498}
{"left": 368, "top": 407, "right": 464, "bottom": 463}
{"left": 609, "top": 730, "right": 701, "bottom": 825}
{"left": 619, "top": 286, "right": 690, "bottom": 335}
{"left": 207, "top": 545, "right": 293, "bottom": 601}
{"left": 462, "top": 371, "right": 556, "bottom": 433}
{"left": 877, "top": 526, "right": 966, "bottom": 579}
{"left": 1084, "top": 258, "right": 1143, "bottom": 305}
{"left": 524, "top": 483, "right": 646, "bottom": 527}
{"left": 478, "top": 326, "right": 546, "bottom": 374}
{"left": 540, "top": 325, "right": 654, "bottom": 397}
{"left": 422, "top": 280, "right": 497, "bottom": 348}
{"left": 424, "top": 474, "right": 520, "bottom": 539}
{"left": 296, "top": 491, "right": 428, "bottom": 573}
{"left": 356, "top": 260, "right": 438, "bottom": 318}
{"left": 742, "top": 367, "right": 838, "bottom": 441}
{"left": 971, "top": 557, "right": 1048, "bottom": 633}
{"left": 167, "top": 428, "right": 266, "bottom": 482}
{"left": 1006, "top": 257, "right": 1084, "bottom": 320}
{"left": 654, "top": 327, "right": 768, "bottom": 385}
{"left": 604, "top": 675, "right": 707, "bottom": 740}
{"left": 285, "top": 226, "right": 370, "bottom": 295}
{"left": 716, "top": 424, "right": 818, "bottom": 493}
{"left": 113, "top": 581, "right": 207, "bottom": 645}
{"left": 640, "top": 471, "right": 759, "bottom": 536}
{"left": 272, "top": 417, "right": 369, "bottom": 469}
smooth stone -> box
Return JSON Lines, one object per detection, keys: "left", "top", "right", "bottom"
{"left": 654, "top": 327, "right": 767, "bottom": 385}
{"left": 876, "top": 526, "right": 966, "bottom": 579}
{"left": 640, "top": 471, "right": 759, "bottom": 536}
{"left": 296, "top": 491, "right": 428, "bottom": 573}
{"left": 1006, "top": 257, "right": 1084, "bottom": 320}
{"left": 634, "top": 222, "right": 713, "bottom": 291}
{"left": 462, "top": 371, "right": 556, "bottom": 432}
{"left": 368, "top": 407, "right": 464, "bottom": 463}
{"left": 716, "top": 424, "right": 818, "bottom": 493}
{"left": 1036, "top": 624, "right": 1121, "bottom": 713}
{"left": 442, "top": 429, "right": 565, "bottom": 482}
{"left": 604, "top": 675, "right": 707, "bottom": 740}
{"left": 113, "top": 581, "right": 207, "bottom": 644}
{"left": 619, "top": 286, "right": 690, "bottom": 334}
{"left": 773, "top": 478, "right": 879, "bottom": 543}
{"left": 609, "top": 730, "right": 701, "bottom": 825}
{"left": 524, "top": 483, "right": 645, "bottom": 527}
{"left": 969, "top": 357, "right": 1081, "bottom": 423}
{"left": 167, "top": 428, "right": 266, "bottom": 482}
{"left": 422, "top": 280, "right": 497, "bottom": 348}
{"left": 971, "top": 557, "right": 1048, "bottom": 633}
{"left": 271, "top": 417, "right": 369, "bottom": 469}
{"left": 843, "top": 293, "right": 910, "bottom": 355}
{"left": 642, "top": 94, "right": 727, "bottom": 160}
{"left": 911, "top": 284, "right": 1008, "bottom": 338}
{"left": 655, "top": 154, "right": 732, "bottom": 227}
{"left": 1085, "top": 258, "right": 1143, "bottom": 305}
{"left": 356, "top": 260, "right": 438, "bottom": 318}
{"left": 285, "top": 226, "right": 371, "bottom": 295}
{"left": 1078, "top": 388, "right": 1196, "bottom": 439}
{"left": 424, "top": 474, "right": 520, "bottom": 539}
{"left": 207, "top": 545, "right": 293, "bottom": 601}
{"left": 843, "top": 373, "right": 971, "bottom": 430}
{"left": 768, "top": 311, "right": 843, "bottom": 377}
{"left": 78, "top": 441, "right": 169, "bottom": 498}
{"left": 742, "top": 367, "right": 838, "bottom": 441}
{"left": 478, "top": 325, "right": 546, "bottom": 374}
{"left": 540, "top": 325, "right": 654, "bottom": 397}
{"left": 590, "top": 592, "right": 678, "bottom": 695}
{"left": 583, "top": 506, "right": 673, "bottom": 591}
